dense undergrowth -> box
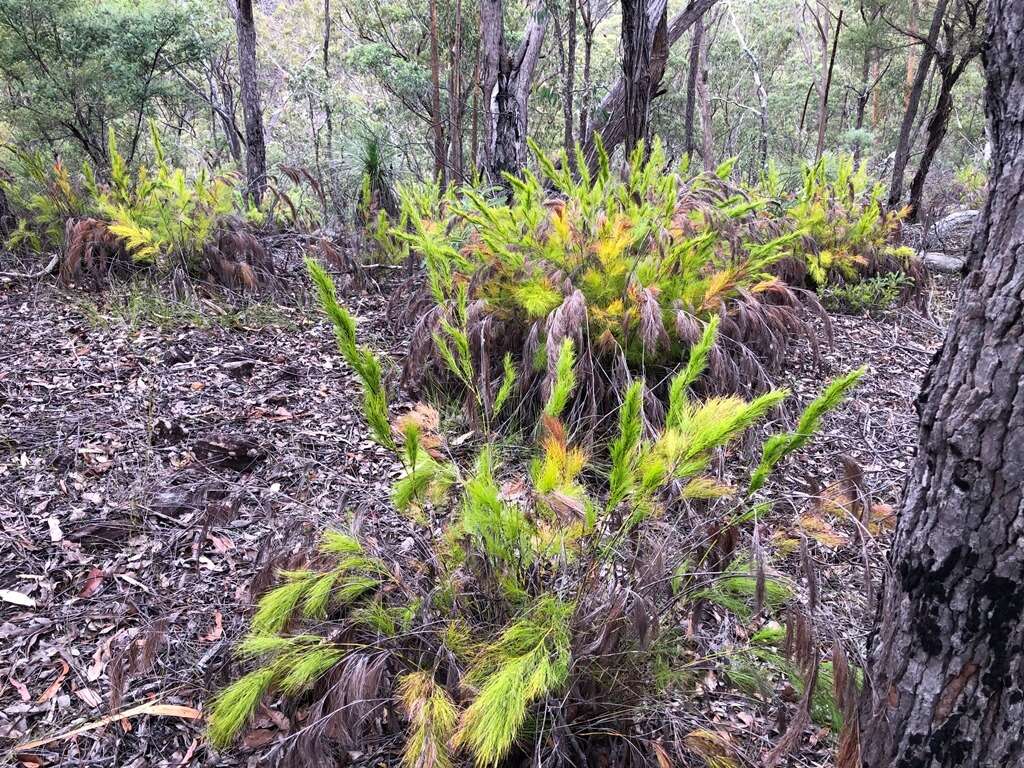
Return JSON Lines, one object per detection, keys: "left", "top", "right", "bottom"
{"left": 0, "top": 122, "right": 322, "bottom": 290}
{"left": 387, "top": 142, "right": 920, "bottom": 430}
{"left": 207, "top": 259, "right": 865, "bottom": 767}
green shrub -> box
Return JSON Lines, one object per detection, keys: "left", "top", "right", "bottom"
{"left": 397, "top": 138, "right": 817, "bottom": 429}
{"left": 820, "top": 272, "right": 916, "bottom": 314}
{"left": 208, "top": 263, "right": 865, "bottom": 766}
{"left": 773, "top": 155, "right": 924, "bottom": 292}
{"left": 1, "top": 122, "right": 272, "bottom": 288}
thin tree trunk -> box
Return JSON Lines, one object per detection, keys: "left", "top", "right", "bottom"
{"left": 906, "top": 65, "right": 962, "bottom": 221}
{"left": 564, "top": 1, "right": 577, "bottom": 160}
{"left": 449, "top": 0, "right": 464, "bottom": 182}
{"left": 814, "top": 8, "right": 842, "bottom": 162}
{"left": 683, "top": 16, "right": 703, "bottom": 158}
{"left": 888, "top": 0, "right": 948, "bottom": 208}
{"left": 858, "top": 3, "right": 1024, "bottom": 766}
{"left": 429, "top": 0, "right": 446, "bottom": 186}
{"left": 322, "top": 0, "right": 333, "bottom": 170}
{"left": 697, "top": 17, "right": 714, "bottom": 172}
{"left": 579, "top": 0, "right": 596, "bottom": 144}
{"left": 234, "top": 0, "right": 267, "bottom": 204}
{"left": 727, "top": 6, "right": 767, "bottom": 176}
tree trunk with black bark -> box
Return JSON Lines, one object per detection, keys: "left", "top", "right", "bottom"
{"left": 479, "top": 0, "right": 547, "bottom": 184}
{"left": 234, "top": 0, "right": 267, "bottom": 204}
{"left": 859, "top": 3, "right": 1024, "bottom": 765}
{"left": 583, "top": 0, "right": 718, "bottom": 166}
{"left": 621, "top": 0, "right": 655, "bottom": 157}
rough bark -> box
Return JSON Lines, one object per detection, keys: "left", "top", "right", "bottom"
{"left": 582, "top": 0, "right": 719, "bottom": 163}
{"left": 887, "top": 0, "right": 948, "bottom": 209}
{"left": 234, "top": 0, "right": 267, "bottom": 204}
{"left": 859, "top": 3, "right": 1024, "bottom": 766}
{"left": 478, "top": 0, "right": 548, "bottom": 184}
{"left": 621, "top": 0, "right": 658, "bottom": 157}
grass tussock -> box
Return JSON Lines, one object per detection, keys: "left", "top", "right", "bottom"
{"left": 207, "top": 263, "right": 867, "bottom": 767}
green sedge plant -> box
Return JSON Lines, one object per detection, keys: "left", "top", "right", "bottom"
{"left": 208, "top": 261, "right": 866, "bottom": 767}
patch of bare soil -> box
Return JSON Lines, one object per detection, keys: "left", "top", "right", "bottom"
{"left": 0, "top": 267, "right": 956, "bottom": 767}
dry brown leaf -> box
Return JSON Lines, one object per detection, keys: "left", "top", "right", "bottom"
{"left": 202, "top": 610, "right": 223, "bottom": 642}
{"left": 79, "top": 567, "right": 105, "bottom": 598}
{"left": 15, "top": 702, "right": 202, "bottom": 753}
{"left": 797, "top": 514, "right": 848, "bottom": 549}
{"left": 37, "top": 661, "right": 70, "bottom": 703}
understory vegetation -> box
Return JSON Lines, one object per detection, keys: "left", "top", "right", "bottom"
{"left": 207, "top": 259, "right": 865, "bottom": 767}
{"left": 1, "top": 124, "right": 322, "bottom": 290}
{"left": 392, "top": 142, "right": 918, "bottom": 429}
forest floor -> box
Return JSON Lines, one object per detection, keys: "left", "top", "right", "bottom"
{"left": 0, "top": 255, "right": 956, "bottom": 768}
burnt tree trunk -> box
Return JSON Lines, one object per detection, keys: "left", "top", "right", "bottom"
{"left": 859, "top": 3, "right": 1024, "bottom": 766}
{"left": 621, "top": 0, "right": 656, "bottom": 157}
{"left": 234, "top": 0, "right": 267, "bottom": 204}
{"left": 479, "top": 0, "right": 547, "bottom": 184}
{"left": 887, "top": 0, "right": 948, "bottom": 209}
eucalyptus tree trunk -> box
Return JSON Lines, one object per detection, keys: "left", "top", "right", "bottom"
{"left": 234, "top": 0, "right": 267, "bottom": 204}
{"left": 887, "top": 0, "right": 948, "bottom": 209}
{"left": 449, "top": 0, "right": 464, "bottom": 182}
{"left": 859, "top": 4, "right": 1024, "bottom": 765}
{"left": 479, "top": 0, "right": 548, "bottom": 184}
{"left": 583, "top": 0, "right": 719, "bottom": 165}
{"left": 429, "top": 0, "right": 446, "bottom": 187}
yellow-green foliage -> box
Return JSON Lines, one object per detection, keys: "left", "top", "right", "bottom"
{"left": 454, "top": 597, "right": 572, "bottom": 766}
{"left": 400, "top": 138, "right": 800, "bottom": 369}
{"left": 399, "top": 671, "right": 459, "bottom": 768}
{"left": 786, "top": 155, "right": 912, "bottom": 287}
{"left": 5, "top": 123, "right": 248, "bottom": 267}
{"left": 209, "top": 278, "right": 865, "bottom": 763}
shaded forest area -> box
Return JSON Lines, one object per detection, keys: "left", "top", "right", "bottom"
{"left": 1, "top": 1, "right": 1021, "bottom": 768}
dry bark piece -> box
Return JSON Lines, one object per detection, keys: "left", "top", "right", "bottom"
{"left": 192, "top": 433, "right": 266, "bottom": 470}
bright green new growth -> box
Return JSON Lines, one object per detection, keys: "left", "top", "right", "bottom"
{"left": 543, "top": 339, "right": 577, "bottom": 418}
{"left": 208, "top": 667, "right": 276, "bottom": 749}
{"left": 306, "top": 257, "right": 396, "bottom": 451}
{"left": 491, "top": 353, "right": 518, "bottom": 419}
{"left": 455, "top": 597, "right": 573, "bottom": 766}
{"left": 748, "top": 366, "right": 867, "bottom": 493}
{"left": 667, "top": 316, "right": 720, "bottom": 427}
{"left": 606, "top": 380, "right": 644, "bottom": 512}
{"left": 399, "top": 671, "right": 459, "bottom": 768}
